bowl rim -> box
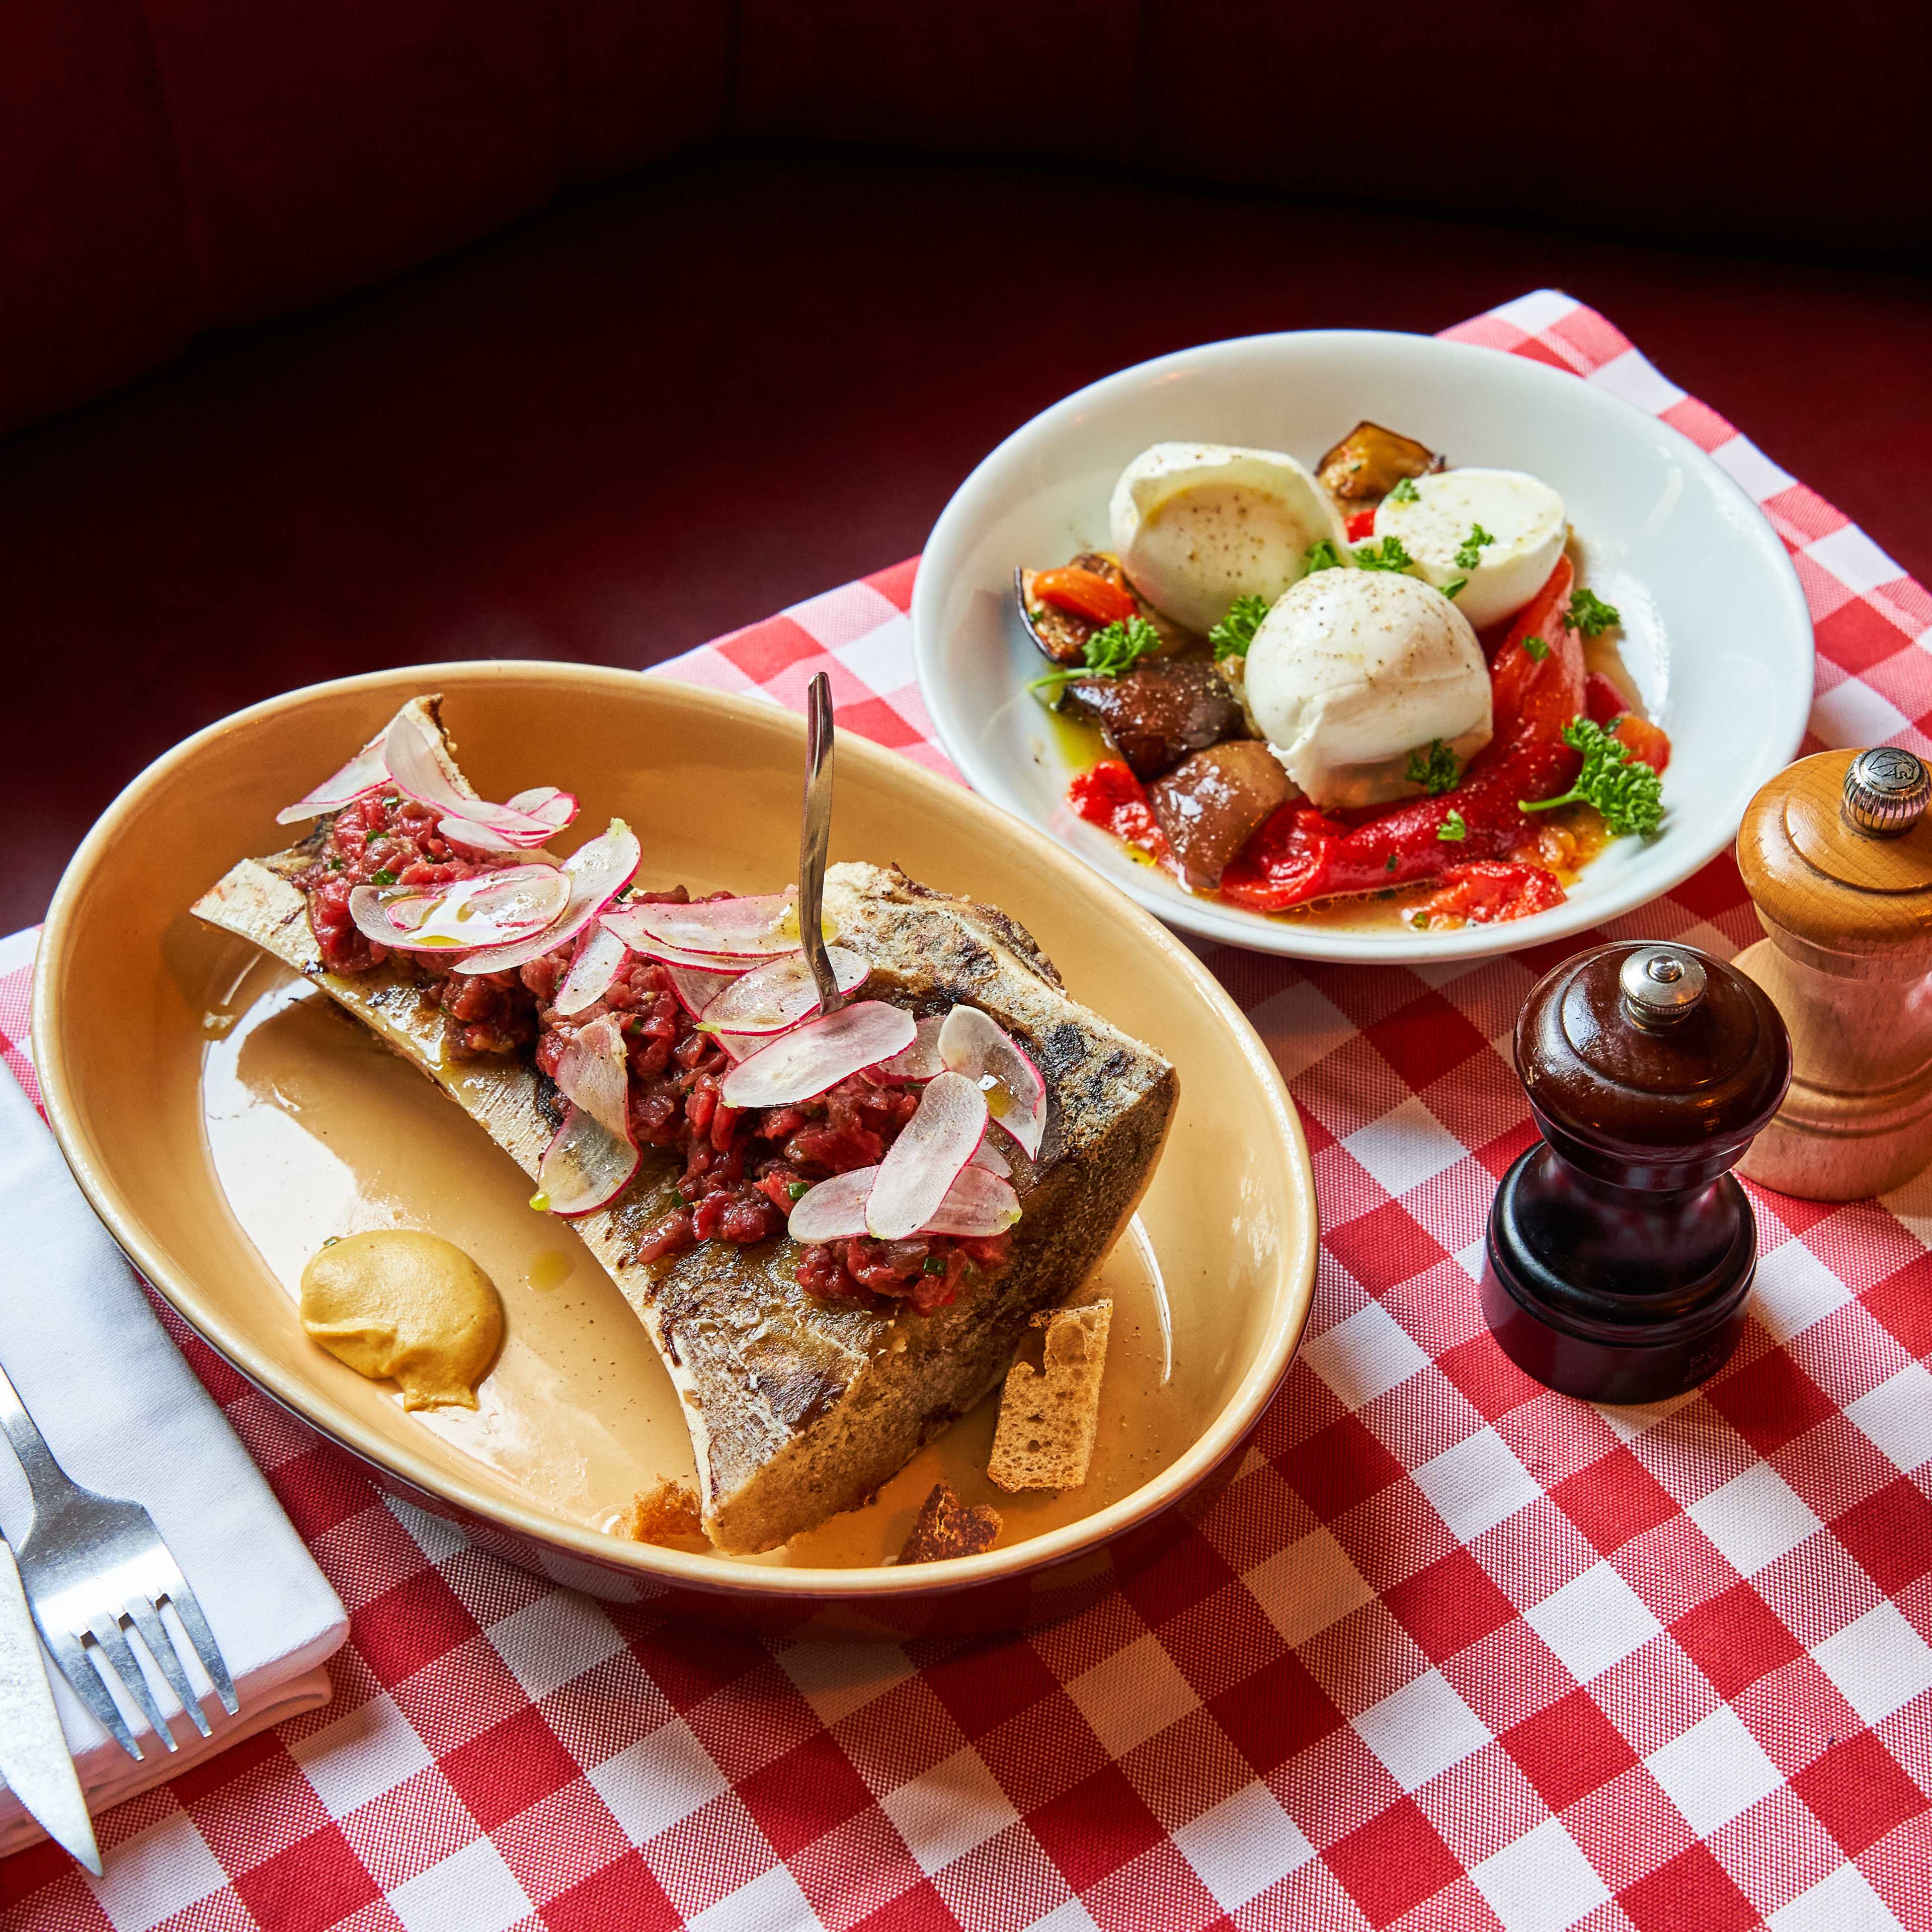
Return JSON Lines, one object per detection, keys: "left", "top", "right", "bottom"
{"left": 910, "top": 325, "right": 1815, "bottom": 963}
{"left": 32, "top": 661, "right": 1318, "bottom": 1600}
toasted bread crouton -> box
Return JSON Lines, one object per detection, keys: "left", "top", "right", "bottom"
{"left": 899, "top": 1481, "right": 1002, "bottom": 1564}
{"left": 615, "top": 1480, "right": 705, "bottom": 1545}
{"left": 988, "top": 1300, "right": 1112, "bottom": 1492}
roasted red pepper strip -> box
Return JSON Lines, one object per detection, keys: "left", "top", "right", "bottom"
{"left": 1222, "top": 559, "right": 1588, "bottom": 913}
{"left": 1030, "top": 567, "right": 1138, "bottom": 627}
{"left": 1344, "top": 508, "right": 1377, "bottom": 543}
{"left": 1412, "top": 861, "right": 1566, "bottom": 927}
{"left": 1585, "top": 671, "right": 1627, "bottom": 725}
{"left": 1069, "top": 759, "right": 1169, "bottom": 861}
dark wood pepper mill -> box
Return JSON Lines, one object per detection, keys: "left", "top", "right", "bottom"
{"left": 1482, "top": 941, "right": 1792, "bottom": 1404}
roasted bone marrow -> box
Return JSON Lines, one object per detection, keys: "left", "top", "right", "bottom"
{"left": 193, "top": 697, "right": 1177, "bottom": 1554}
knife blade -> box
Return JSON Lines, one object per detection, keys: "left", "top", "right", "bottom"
{"left": 0, "top": 1537, "right": 100, "bottom": 1875}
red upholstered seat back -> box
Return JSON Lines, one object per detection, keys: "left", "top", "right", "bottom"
{"left": 3, "top": 0, "right": 1922, "bottom": 436}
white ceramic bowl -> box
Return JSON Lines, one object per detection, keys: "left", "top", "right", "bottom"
{"left": 911, "top": 331, "right": 1814, "bottom": 962}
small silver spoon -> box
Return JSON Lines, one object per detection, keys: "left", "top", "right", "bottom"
{"left": 797, "top": 672, "right": 844, "bottom": 1017}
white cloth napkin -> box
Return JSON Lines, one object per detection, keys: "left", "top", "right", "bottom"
{"left": 0, "top": 1055, "right": 347, "bottom": 1858}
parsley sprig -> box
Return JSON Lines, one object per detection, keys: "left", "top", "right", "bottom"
{"left": 1454, "top": 523, "right": 1495, "bottom": 570}
{"left": 1405, "top": 739, "right": 1460, "bottom": 796}
{"left": 1567, "top": 588, "right": 1622, "bottom": 637}
{"left": 1436, "top": 810, "right": 1468, "bottom": 842}
{"left": 1303, "top": 538, "right": 1345, "bottom": 575}
{"left": 1353, "top": 535, "right": 1415, "bottom": 573}
{"left": 1209, "top": 596, "right": 1270, "bottom": 662}
{"left": 1029, "top": 615, "right": 1162, "bottom": 692}
{"left": 1520, "top": 633, "right": 1551, "bottom": 663}
{"left": 1520, "top": 717, "right": 1664, "bottom": 838}
{"left": 1386, "top": 476, "right": 1421, "bottom": 504}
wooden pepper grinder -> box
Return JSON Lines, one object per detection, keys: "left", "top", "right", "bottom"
{"left": 1482, "top": 942, "right": 1791, "bottom": 1404}
{"left": 1734, "top": 747, "right": 1932, "bottom": 1201}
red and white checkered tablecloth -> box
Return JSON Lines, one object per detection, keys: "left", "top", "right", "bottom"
{"left": 4, "top": 289, "right": 1930, "bottom": 1932}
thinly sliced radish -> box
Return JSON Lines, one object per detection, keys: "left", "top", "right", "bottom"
{"left": 720, "top": 1001, "right": 915, "bottom": 1108}
{"left": 599, "top": 907, "right": 756, "bottom": 973}
{"left": 937, "top": 1006, "right": 1048, "bottom": 1159}
{"left": 713, "top": 1030, "right": 757, "bottom": 1063}
{"left": 506, "top": 786, "right": 579, "bottom": 833}
{"left": 866, "top": 1072, "right": 988, "bottom": 1240}
{"left": 554, "top": 924, "right": 628, "bottom": 1017}
{"left": 876, "top": 1014, "right": 945, "bottom": 1082}
{"left": 622, "top": 892, "right": 823, "bottom": 959}
{"left": 787, "top": 1166, "right": 877, "bottom": 1243}
{"left": 454, "top": 820, "right": 640, "bottom": 976}
{"left": 663, "top": 963, "right": 738, "bottom": 1017}
{"left": 553, "top": 1015, "right": 630, "bottom": 1139}
{"left": 535, "top": 1104, "right": 640, "bottom": 1216}
{"left": 276, "top": 733, "right": 390, "bottom": 824}
{"left": 970, "top": 1137, "right": 1012, "bottom": 1179}
{"left": 918, "top": 1163, "right": 1021, "bottom": 1237}
{"left": 433, "top": 816, "right": 560, "bottom": 856}
{"left": 697, "top": 948, "right": 869, "bottom": 1035}
{"left": 380, "top": 713, "right": 557, "bottom": 845}
{"left": 786, "top": 1160, "right": 1020, "bottom": 1244}
{"left": 346, "top": 864, "right": 568, "bottom": 952}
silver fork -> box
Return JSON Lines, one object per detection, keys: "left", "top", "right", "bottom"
{"left": 0, "top": 1360, "right": 237, "bottom": 1760}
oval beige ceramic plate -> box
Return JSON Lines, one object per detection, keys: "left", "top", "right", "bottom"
{"left": 34, "top": 665, "right": 1315, "bottom": 1632}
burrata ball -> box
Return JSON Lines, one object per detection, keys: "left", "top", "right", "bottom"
{"left": 1245, "top": 571, "right": 1492, "bottom": 808}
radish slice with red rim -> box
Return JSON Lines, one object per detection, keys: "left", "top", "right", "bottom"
{"left": 876, "top": 1014, "right": 945, "bottom": 1082}
{"left": 662, "top": 963, "right": 739, "bottom": 1018}
{"left": 937, "top": 1006, "right": 1048, "bottom": 1158}
{"left": 454, "top": 820, "right": 641, "bottom": 977}
{"left": 346, "top": 864, "right": 568, "bottom": 953}
{"left": 919, "top": 1163, "right": 1021, "bottom": 1237}
{"left": 786, "top": 1166, "right": 877, "bottom": 1243}
{"left": 623, "top": 892, "right": 824, "bottom": 959}
{"left": 786, "top": 1159, "right": 1020, "bottom": 1245}
{"left": 698, "top": 947, "right": 869, "bottom": 1036}
{"left": 599, "top": 908, "right": 756, "bottom": 973}
{"left": 719, "top": 1001, "right": 915, "bottom": 1108}
{"left": 380, "top": 714, "right": 557, "bottom": 844}
{"left": 554, "top": 924, "right": 628, "bottom": 1017}
{"left": 969, "top": 1137, "right": 1012, "bottom": 1179}
{"left": 276, "top": 734, "right": 390, "bottom": 824}
{"left": 506, "top": 786, "right": 579, "bottom": 833}
{"left": 865, "top": 1071, "right": 988, "bottom": 1241}
{"left": 534, "top": 1103, "right": 640, "bottom": 1216}
{"left": 552, "top": 1014, "right": 631, "bottom": 1140}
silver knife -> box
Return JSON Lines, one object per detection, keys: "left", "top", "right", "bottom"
{"left": 0, "top": 1535, "right": 101, "bottom": 1874}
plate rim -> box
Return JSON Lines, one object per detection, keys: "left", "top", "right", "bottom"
{"left": 910, "top": 326, "right": 1815, "bottom": 962}
{"left": 32, "top": 660, "right": 1318, "bottom": 1598}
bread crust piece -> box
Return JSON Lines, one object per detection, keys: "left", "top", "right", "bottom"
{"left": 192, "top": 704, "right": 1178, "bottom": 1554}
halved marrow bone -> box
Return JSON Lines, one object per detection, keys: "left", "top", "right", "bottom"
{"left": 193, "top": 698, "right": 1177, "bottom": 1554}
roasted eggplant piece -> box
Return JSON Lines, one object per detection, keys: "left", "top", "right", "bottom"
{"left": 1150, "top": 741, "right": 1295, "bottom": 890}
{"left": 1316, "top": 422, "right": 1440, "bottom": 504}
{"left": 1019, "top": 551, "right": 1191, "bottom": 666}
{"left": 1059, "top": 661, "right": 1248, "bottom": 781}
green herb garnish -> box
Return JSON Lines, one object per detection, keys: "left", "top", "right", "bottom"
{"left": 1353, "top": 535, "right": 1415, "bottom": 573}
{"left": 922, "top": 1255, "right": 948, "bottom": 1276}
{"left": 1436, "top": 810, "right": 1468, "bottom": 842}
{"left": 1567, "top": 588, "right": 1622, "bottom": 637}
{"left": 1441, "top": 578, "right": 1468, "bottom": 599}
{"left": 327, "top": 855, "right": 344, "bottom": 871}
{"left": 1303, "top": 538, "right": 1345, "bottom": 575}
{"left": 1454, "top": 523, "right": 1495, "bottom": 570}
{"left": 1209, "top": 595, "right": 1270, "bottom": 661}
{"left": 369, "top": 868, "right": 397, "bottom": 887}
{"left": 1387, "top": 476, "right": 1421, "bottom": 504}
{"left": 1520, "top": 717, "right": 1664, "bottom": 837}
{"left": 1405, "top": 739, "right": 1461, "bottom": 796}
{"left": 1521, "top": 633, "right": 1551, "bottom": 663}
{"left": 1028, "top": 614, "right": 1162, "bottom": 692}
{"left": 1385, "top": 854, "right": 1399, "bottom": 873}
{"left": 787, "top": 1181, "right": 810, "bottom": 1201}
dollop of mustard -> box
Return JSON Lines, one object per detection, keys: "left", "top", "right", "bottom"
{"left": 300, "top": 1231, "right": 504, "bottom": 1411}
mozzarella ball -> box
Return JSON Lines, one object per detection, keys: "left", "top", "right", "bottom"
{"left": 1108, "top": 443, "right": 1349, "bottom": 635}
{"left": 1372, "top": 468, "right": 1566, "bottom": 630}
{"left": 1245, "top": 571, "right": 1492, "bottom": 808}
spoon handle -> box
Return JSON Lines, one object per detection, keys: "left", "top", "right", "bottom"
{"left": 797, "top": 673, "right": 844, "bottom": 1016}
